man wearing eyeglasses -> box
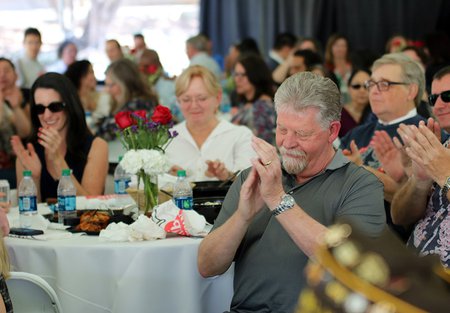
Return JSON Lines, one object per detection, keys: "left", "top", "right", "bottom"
{"left": 340, "top": 53, "right": 426, "bottom": 241}
{"left": 390, "top": 66, "right": 450, "bottom": 268}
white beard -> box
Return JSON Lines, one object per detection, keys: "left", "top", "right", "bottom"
{"left": 279, "top": 146, "right": 308, "bottom": 175}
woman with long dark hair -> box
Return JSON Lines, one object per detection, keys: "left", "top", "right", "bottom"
{"left": 11, "top": 72, "right": 108, "bottom": 202}
{"left": 325, "top": 34, "right": 353, "bottom": 104}
{"left": 231, "top": 54, "right": 276, "bottom": 144}
{"left": 65, "top": 60, "right": 111, "bottom": 131}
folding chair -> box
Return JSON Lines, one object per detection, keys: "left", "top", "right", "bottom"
{"left": 6, "top": 271, "right": 63, "bottom": 313}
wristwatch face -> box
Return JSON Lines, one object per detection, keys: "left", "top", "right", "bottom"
{"left": 281, "top": 194, "right": 295, "bottom": 208}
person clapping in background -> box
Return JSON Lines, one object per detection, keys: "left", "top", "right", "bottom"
{"left": 0, "top": 58, "right": 31, "bottom": 187}
{"left": 166, "top": 65, "right": 255, "bottom": 181}
{"left": 11, "top": 73, "right": 108, "bottom": 202}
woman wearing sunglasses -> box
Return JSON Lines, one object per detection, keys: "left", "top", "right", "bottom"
{"left": 11, "top": 72, "right": 108, "bottom": 202}
{"left": 339, "top": 68, "right": 373, "bottom": 137}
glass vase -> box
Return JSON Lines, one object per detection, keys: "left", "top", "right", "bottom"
{"left": 138, "top": 170, "right": 158, "bottom": 215}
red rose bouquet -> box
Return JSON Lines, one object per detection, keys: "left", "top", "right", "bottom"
{"left": 115, "top": 105, "right": 178, "bottom": 213}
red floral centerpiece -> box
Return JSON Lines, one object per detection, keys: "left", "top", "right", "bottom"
{"left": 115, "top": 105, "right": 178, "bottom": 213}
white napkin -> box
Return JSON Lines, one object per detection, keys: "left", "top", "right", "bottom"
{"left": 7, "top": 213, "right": 50, "bottom": 231}
{"left": 151, "top": 200, "right": 207, "bottom": 237}
{"left": 33, "top": 231, "right": 74, "bottom": 240}
{"left": 78, "top": 195, "right": 135, "bottom": 210}
{"left": 99, "top": 215, "right": 166, "bottom": 242}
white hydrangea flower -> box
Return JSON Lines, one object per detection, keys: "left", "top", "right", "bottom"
{"left": 121, "top": 150, "right": 143, "bottom": 174}
{"left": 139, "top": 149, "right": 170, "bottom": 175}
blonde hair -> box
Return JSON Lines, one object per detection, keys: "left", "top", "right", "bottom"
{"left": 0, "top": 232, "right": 10, "bottom": 280}
{"left": 175, "top": 65, "right": 221, "bottom": 97}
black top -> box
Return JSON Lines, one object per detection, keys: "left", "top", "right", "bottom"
{"left": 35, "top": 134, "right": 95, "bottom": 202}
{"left": 0, "top": 274, "right": 13, "bottom": 313}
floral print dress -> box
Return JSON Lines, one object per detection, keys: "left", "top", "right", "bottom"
{"left": 407, "top": 139, "right": 450, "bottom": 268}
{"left": 231, "top": 98, "right": 275, "bottom": 144}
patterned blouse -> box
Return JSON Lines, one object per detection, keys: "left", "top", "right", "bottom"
{"left": 231, "top": 98, "right": 276, "bottom": 144}
{"left": 407, "top": 139, "right": 450, "bottom": 268}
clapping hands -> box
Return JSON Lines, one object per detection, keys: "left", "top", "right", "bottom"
{"left": 372, "top": 130, "right": 408, "bottom": 181}
{"left": 11, "top": 125, "right": 67, "bottom": 180}
{"left": 399, "top": 119, "right": 449, "bottom": 186}
{"left": 342, "top": 140, "right": 363, "bottom": 166}
{"left": 205, "top": 160, "right": 231, "bottom": 181}
{"left": 11, "top": 135, "right": 42, "bottom": 179}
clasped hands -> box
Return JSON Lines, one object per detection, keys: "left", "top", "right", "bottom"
{"left": 237, "top": 137, "right": 285, "bottom": 222}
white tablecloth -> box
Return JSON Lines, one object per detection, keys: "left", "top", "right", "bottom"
{"left": 6, "top": 234, "right": 234, "bottom": 313}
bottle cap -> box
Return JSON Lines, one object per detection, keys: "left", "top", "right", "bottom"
{"left": 23, "top": 170, "right": 32, "bottom": 177}
{"left": 62, "top": 169, "right": 71, "bottom": 176}
{"left": 177, "top": 170, "right": 186, "bottom": 177}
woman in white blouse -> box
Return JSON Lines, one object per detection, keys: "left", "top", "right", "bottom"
{"left": 166, "top": 65, "right": 255, "bottom": 181}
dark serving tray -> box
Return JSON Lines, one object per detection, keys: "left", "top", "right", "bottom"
{"left": 65, "top": 212, "right": 135, "bottom": 236}
{"left": 192, "top": 180, "right": 232, "bottom": 198}
{"left": 193, "top": 196, "right": 225, "bottom": 224}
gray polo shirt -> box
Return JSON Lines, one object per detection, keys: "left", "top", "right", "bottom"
{"left": 212, "top": 149, "right": 385, "bottom": 313}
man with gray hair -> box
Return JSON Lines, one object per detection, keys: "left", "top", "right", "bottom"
{"left": 185, "top": 34, "right": 222, "bottom": 79}
{"left": 340, "top": 53, "right": 427, "bottom": 241}
{"left": 198, "top": 72, "right": 385, "bottom": 313}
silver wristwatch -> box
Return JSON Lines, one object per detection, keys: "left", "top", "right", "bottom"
{"left": 272, "top": 194, "right": 295, "bottom": 217}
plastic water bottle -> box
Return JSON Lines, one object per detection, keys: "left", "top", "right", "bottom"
{"left": 18, "top": 170, "right": 38, "bottom": 228}
{"left": 173, "top": 170, "right": 193, "bottom": 210}
{"left": 114, "top": 156, "right": 131, "bottom": 194}
{"left": 57, "top": 169, "right": 77, "bottom": 224}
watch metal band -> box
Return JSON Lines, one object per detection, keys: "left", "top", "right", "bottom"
{"left": 272, "top": 205, "right": 287, "bottom": 216}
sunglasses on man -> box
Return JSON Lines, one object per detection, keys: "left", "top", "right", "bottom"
{"left": 33, "top": 102, "right": 66, "bottom": 115}
{"left": 428, "top": 90, "right": 450, "bottom": 106}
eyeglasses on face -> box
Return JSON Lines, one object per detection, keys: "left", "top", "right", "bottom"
{"left": 178, "top": 95, "right": 211, "bottom": 105}
{"left": 428, "top": 90, "right": 450, "bottom": 106}
{"left": 364, "top": 80, "right": 409, "bottom": 92}
{"left": 233, "top": 72, "right": 247, "bottom": 78}
{"left": 33, "top": 102, "right": 66, "bottom": 115}
{"left": 350, "top": 84, "right": 365, "bottom": 90}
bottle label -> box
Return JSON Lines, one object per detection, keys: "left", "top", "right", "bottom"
{"left": 174, "top": 196, "right": 193, "bottom": 210}
{"left": 114, "top": 179, "right": 131, "bottom": 194}
{"left": 58, "top": 195, "right": 76, "bottom": 212}
{"left": 19, "top": 196, "right": 37, "bottom": 213}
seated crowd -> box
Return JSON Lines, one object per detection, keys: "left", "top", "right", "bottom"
{"left": 1, "top": 27, "right": 450, "bottom": 312}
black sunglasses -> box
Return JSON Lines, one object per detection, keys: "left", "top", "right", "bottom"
{"left": 350, "top": 84, "right": 364, "bottom": 90}
{"left": 428, "top": 90, "right": 450, "bottom": 106}
{"left": 33, "top": 102, "right": 66, "bottom": 115}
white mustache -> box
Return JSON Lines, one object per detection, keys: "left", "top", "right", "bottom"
{"left": 279, "top": 146, "right": 306, "bottom": 158}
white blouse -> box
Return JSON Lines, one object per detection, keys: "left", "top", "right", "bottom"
{"left": 165, "top": 120, "right": 256, "bottom": 181}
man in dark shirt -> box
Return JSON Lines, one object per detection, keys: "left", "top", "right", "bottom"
{"left": 198, "top": 72, "right": 385, "bottom": 313}
{"left": 340, "top": 53, "right": 426, "bottom": 241}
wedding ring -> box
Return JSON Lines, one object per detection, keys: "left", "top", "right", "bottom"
{"left": 263, "top": 160, "right": 273, "bottom": 167}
